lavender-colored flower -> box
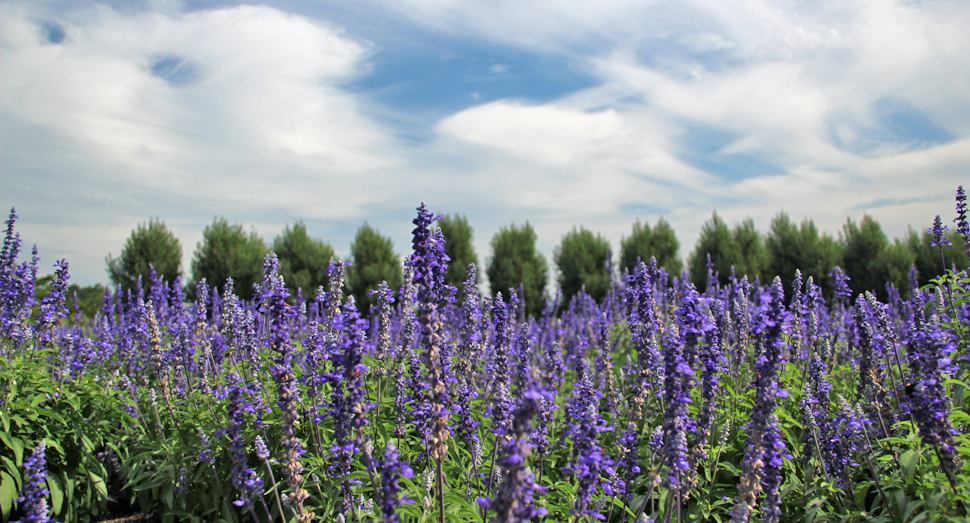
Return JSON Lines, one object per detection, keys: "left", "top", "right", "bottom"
{"left": 661, "top": 304, "right": 693, "bottom": 494}
{"left": 563, "top": 371, "right": 615, "bottom": 521}
{"left": 217, "top": 373, "right": 265, "bottom": 513}
{"left": 1, "top": 209, "right": 38, "bottom": 346}
{"left": 928, "top": 215, "right": 952, "bottom": 248}
{"left": 904, "top": 301, "right": 961, "bottom": 473}
{"left": 487, "top": 384, "right": 550, "bottom": 523}
{"left": 731, "top": 278, "right": 790, "bottom": 523}
{"left": 954, "top": 186, "right": 970, "bottom": 260}
{"left": 326, "top": 298, "right": 373, "bottom": 513}
{"left": 378, "top": 442, "right": 415, "bottom": 523}
{"left": 407, "top": 203, "right": 455, "bottom": 465}
{"left": 13, "top": 442, "right": 54, "bottom": 523}
{"left": 37, "top": 260, "right": 69, "bottom": 345}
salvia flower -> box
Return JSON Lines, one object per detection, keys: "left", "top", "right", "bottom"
{"left": 928, "top": 215, "right": 952, "bottom": 248}
{"left": 954, "top": 186, "right": 970, "bottom": 260}
{"left": 14, "top": 442, "right": 54, "bottom": 523}
{"left": 487, "top": 384, "right": 550, "bottom": 523}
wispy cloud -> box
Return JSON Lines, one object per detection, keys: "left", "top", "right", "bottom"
{"left": 1, "top": 0, "right": 968, "bottom": 286}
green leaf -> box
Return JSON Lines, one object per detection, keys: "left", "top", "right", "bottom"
{"left": 48, "top": 473, "right": 64, "bottom": 515}
{"left": 0, "top": 433, "right": 23, "bottom": 465}
{"left": 1, "top": 471, "right": 17, "bottom": 521}
{"left": 900, "top": 449, "right": 918, "bottom": 485}
{"left": 89, "top": 470, "right": 108, "bottom": 498}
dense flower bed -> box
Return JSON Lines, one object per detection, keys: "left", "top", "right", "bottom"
{"left": 1, "top": 199, "right": 969, "bottom": 523}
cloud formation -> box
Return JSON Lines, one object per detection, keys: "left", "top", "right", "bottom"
{"left": 1, "top": 0, "right": 967, "bottom": 287}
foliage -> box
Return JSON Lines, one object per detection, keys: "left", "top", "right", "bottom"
{"left": 272, "top": 221, "right": 335, "bottom": 301}
{"left": 346, "top": 223, "right": 401, "bottom": 316}
{"left": 841, "top": 215, "right": 891, "bottom": 297}
{"left": 437, "top": 214, "right": 478, "bottom": 305}
{"left": 619, "top": 217, "right": 682, "bottom": 277}
{"left": 486, "top": 222, "right": 547, "bottom": 317}
{"left": 554, "top": 226, "right": 611, "bottom": 305}
{"left": 906, "top": 227, "right": 970, "bottom": 288}
{"left": 190, "top": 217, "right": 268, "bottom": 301}
{"left": 688, "top": 212, "right": 768, "bottom": 289}
{"left": 765, "top": 212, "right": 841, "bottom": 301}
{"left": 105, "top": 218, "right": 182, "bottom": 294}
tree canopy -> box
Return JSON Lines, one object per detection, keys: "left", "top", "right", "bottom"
{"left": 688, "top": 213, "right": 767, "bottom": 289}
{"left": 273, "top": 221, "right": 335, "bottom": 301}
{"left": 555, "top": 226, "right": 611, "bottom": 304}
{"left": 437, "top": 214, "right": 478, "bottom": 304}
{"left": 486, "top": 222, "right": 547, "bottom": 317}
{"left": 106, "top": 218, "right": 182, "bottom": 294}
{"left": 190, "top": 217, "right": 267, "bottom": 301}
{"left": 765, "top": 212, "right": 841, "bottom": 300}
{"left": 346, "top": 223, "right": 402, "bottom": 316}
{"left": 619, "top": 217, "right": 682, "bottom": 277}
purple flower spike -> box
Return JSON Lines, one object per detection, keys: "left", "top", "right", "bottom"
{"left": 954, "top": 186, "right": 970, "bottom": 260}
{"left": 378, "top": 442, "right": 415, "bottom": 523}
{"left": 14, "top": 442, "right": 54, "bottom": 523}
{"left": 929, "top": 215, "right": 952, "bottom": 248}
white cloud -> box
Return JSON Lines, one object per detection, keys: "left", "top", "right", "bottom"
{"left": 0, "top": 2, "right": 413, "bottom": 283}
{"left": 3, "top": 0, "right": 969, "bottom": 287}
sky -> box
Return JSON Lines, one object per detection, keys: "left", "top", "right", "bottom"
{"left": 1, "top": 0, "right": 969, "bottom": 287}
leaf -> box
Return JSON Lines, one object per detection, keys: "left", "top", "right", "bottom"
{"left": 0, "top": 433, "right": 23, "bottom": 465}
{"left": 1, "top": 471, "right": 17, "bottom": 521}
{"left": 89, "top": 470, "right": 108, "bottom": 498}
{"left": 0, "top": 455, "right": 20, "bottom": 490}
{"left": 900, "top": 449, "right": 918, "bottom": 486}
{"left": 48, "top": 473, "right": 64, "bottom": 515}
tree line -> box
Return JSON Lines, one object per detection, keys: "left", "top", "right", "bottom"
{"left": 98, "top": 210, "right": 967, "bottom": 319}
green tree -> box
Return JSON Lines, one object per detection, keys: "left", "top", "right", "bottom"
{"left": 871, "top": 239, "right": 916, "bottom": 299}
{"left": 438, "top": 214, "right": 478, "bottom": 304}
{"left": 765, "top": 212, "right": 841, "bottom": 299}
{"left": 619, "top": 217, "right": 683, "bottom": 276}
{"left": 688, "top": 213, "right": 767, "bottom": 289}
{"left": 106, "top": 218, "right": 182, "bottom": 293}
{"left": 191, "top": 217, "right": 268, "bottom": 301}
{"left": 273, "top": 221, "right": 335, "bottom": 301}
{"left": 555, "top": 226, "right": 611, "bottom": 305}
{"left": 905, "top": 227, "right": 969, "bottom": 288}
{"left": 486, "top": 222, "right": 548, "bottom": 317}
{"left": 346, "top": 223, "right": 402, "bottom": 316}
{"left": 841, "top": 215, "right": 889, "bottom": 297}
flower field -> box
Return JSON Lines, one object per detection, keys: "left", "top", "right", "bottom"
{"left": 2, "top": 200, "right": 969, "bottom": 523}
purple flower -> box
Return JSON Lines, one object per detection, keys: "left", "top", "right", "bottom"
{"left": 1, "top": 208, "right": 39, "bottom": 346}
{"left": 928, "top": 215, "right": 952, "bottom": 248}
{"left": 488, "top": 384, "right": 550, "bottom": 523}
{"left": 563, "top": 371, "right": 615, "bottom": 520}
{"left": 378, "top": 442, "right": 414, "bottom": 523}
{"left": 731, "top": 277, "right": 790, "bottom": 523}
{"left": 954, "top": 186, "right": 970, "bottom": 260}
{"left": 37, "top": 260, "right": 70, "bottom": 346}
{"left": 13, "top": 442, "right": 54, "bottom": 523}
{"left": 406, "top": 203, "right": 455, "bottom": 464}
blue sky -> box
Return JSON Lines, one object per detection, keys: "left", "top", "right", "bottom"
{"left": 1, "top": 0, "right": 968, "bottom": 286}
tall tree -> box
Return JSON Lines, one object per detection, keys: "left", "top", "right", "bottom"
{"left": 555, "top": 226, "right": 611, "bottom": 304}
{"left": 191, "top": 217, "right": 267, "bottom": 301}
{"left": 841, "top": 215, "right": 889, "bottom": 297}
{"left": 688, "top": 212, "right": 767, "bottom": 289}
{"left": 619, "top": 217, "right": 683, "bottom": 276}
{"left": 486, "top": 222, "right": 548, "bottom": 317}
{"left": 346, "top": 223, "right": 402, "bottom": 316}
{"left": 765, "top": 212, "right": 841, "bottom": 299}
{"left": 106, "top": 218, "right": 182, "bottom": 294}
{"left": 437, "top": 214, "right": 478, "bottom": 304}
{"left": 273, "top": 221, "right": 335, "bottom": 301}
